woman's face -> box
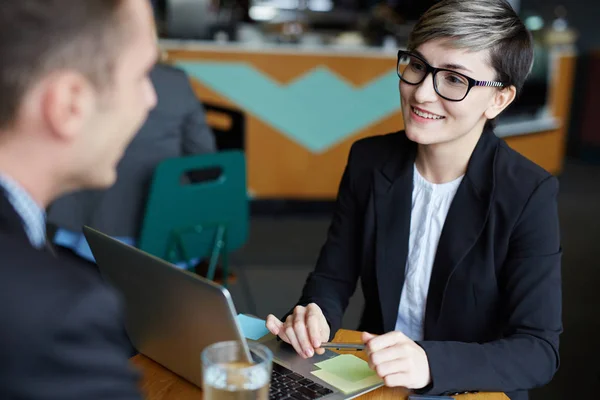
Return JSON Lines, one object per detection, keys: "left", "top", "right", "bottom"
{"left": 399, "top": 38, "right": 515, "bottom": 148}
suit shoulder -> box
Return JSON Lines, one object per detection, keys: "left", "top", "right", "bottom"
{"left": 151, "top": 62, "right": 188, "bottom": 82}
{"left": 497, "top": 139, "right": 553, "bottom": 181}
{"left": 349, "top": 132, "right": 407, "bottom": 165}
{"left": 0, "top": 254, "right": 132, "bottom": 399}
{"left": 495, "top": 139, "right": 557, "bottom": 200}
{"left": 351, "top": 131, "right": 405, "bottom": 152}
{"left": 150, "top": 63, "right": 194, "bottom": 99}
{"left": 0, "top": 243, "right": 120, "bottom": 349}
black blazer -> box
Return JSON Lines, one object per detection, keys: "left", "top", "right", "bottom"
{"left": 295, "top": 129, "right": 562, "bottom": 399}
{"left": 0, "top": 191, "right": 141, "bottom": 399}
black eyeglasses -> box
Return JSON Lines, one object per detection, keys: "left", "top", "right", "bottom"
{"left": 396, "top": 50, "right": 506, "bottom": 102}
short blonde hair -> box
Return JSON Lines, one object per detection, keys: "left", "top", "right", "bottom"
{"left": 408, "top": 0, "right": 533, "bottom": 94}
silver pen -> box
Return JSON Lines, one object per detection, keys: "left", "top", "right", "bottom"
{"left": 320, "top": 342, "right": 365, "bottom": 350}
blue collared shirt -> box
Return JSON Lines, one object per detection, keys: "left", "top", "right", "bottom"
{"left": 54, "top": 229, "right": 194, "bottom": 269}
{"left": 0, "top": 174, "right": 46, "bottom": 249}
{"left": 0, "top": 174, "right": 198, "bottom": 269}
{"left": 54, "top": 229, "right": 135, "bottom": 262}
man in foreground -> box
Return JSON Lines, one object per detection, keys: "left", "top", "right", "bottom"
{"left": 0, "top": 0, "right": 158, "bottom": 398}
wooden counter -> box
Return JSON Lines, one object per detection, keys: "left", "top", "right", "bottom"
{"left": 162, "top": 42, "right": 575, "bottom": 199}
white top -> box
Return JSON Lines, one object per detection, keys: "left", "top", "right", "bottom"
{"left": 394, "top": 165, "right": 464, "bottom": 341}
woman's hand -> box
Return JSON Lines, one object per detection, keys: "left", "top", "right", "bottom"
{"left": 266, "top": 303, "right": 330, "bottom": 359}
{"left": 363, "top": 331, "right": 431, "bottom": 389}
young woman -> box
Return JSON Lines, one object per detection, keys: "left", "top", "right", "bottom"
{"left": 266, "top": 1, "right": 561, "bottom": 399}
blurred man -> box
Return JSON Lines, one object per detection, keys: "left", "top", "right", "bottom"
{"left": 0, "top": 0, "right": 157, "bottom": 398}
{"left": 47, "top": 62, "right": 216, "bottom": 263}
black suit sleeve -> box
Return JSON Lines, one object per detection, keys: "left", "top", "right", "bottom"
{"left": 21, "top": 286, "right": 142, "bottom": 400}
{"left": 418, "top": 176, "right": 562, "bottom": 395}
{"left": 291, "top": 145, "right": 364, "bottom": 337}
{"left": 180, "top": 75, "right": 216, "bottom": 156}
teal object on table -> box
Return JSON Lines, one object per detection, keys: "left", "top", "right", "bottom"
{"left": 236, "top": 314, "right": 270, "bottom": 340}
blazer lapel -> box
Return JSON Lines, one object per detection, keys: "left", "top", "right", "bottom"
{"left": 0, "top": 188, "right": 31, "bottom": 243}
{"left": 423, "top": 130, "right": 499, "bottom": 336}
{"left": 374, "top": 134, "right": 417, "bottom": 332}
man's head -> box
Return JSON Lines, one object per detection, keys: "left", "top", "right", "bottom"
{"left": 398, "top": 0, "right": 533, "bottom": 148}
{"left": 0, "top": 0, "right": 157, "bottom": 203}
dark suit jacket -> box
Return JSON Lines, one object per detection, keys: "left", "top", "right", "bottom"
{"left": 295, "top": 129, "right": 562, "bottom": 399}
{"left": 0, "top": 191, "right": 141, "bottom": 399}
{"left": 47, "top": 62, "right": 216, "bottom": 238}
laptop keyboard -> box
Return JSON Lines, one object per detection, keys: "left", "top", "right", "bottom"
{"left": 269, "top": 362, "right": 334, "bottom": 400}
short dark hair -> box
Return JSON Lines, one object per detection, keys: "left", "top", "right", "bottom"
{"left": 408, "top": 0, "right": 533, "bottom": 93}
{"left": 0, "top": 0, "right": 128, "bottom": 129}
{"left": 409, "top": 0, "right": 533, "bottom": 91}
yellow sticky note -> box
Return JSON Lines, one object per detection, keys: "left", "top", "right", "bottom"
{"left": 314, "top": 354, "right": 375, "bottom": 381}
{"left": 311, "top": 355, "right": 383, "bottom": 394}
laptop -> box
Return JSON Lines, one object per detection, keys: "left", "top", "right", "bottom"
{"left": 83, "top": 227, "right": 383, "bottom": 400}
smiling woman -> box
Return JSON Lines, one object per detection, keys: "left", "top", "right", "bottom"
{"left": 265, "top": 1, "right": 562, "bottom": 399}
{"left": 398, "top": 38, "right": 517, "bottom": 155}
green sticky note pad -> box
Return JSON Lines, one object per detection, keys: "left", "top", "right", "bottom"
{"left": 314, "top": 354, "right": 375, "bottom": 381}
{"left": 311, "top": 355, "right": 383, "bottom": 394}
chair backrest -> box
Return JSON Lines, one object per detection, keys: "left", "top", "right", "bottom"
{"left": 138, "top": 151, "right": 248, "bottom": 263}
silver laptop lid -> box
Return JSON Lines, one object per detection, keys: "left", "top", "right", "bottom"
{"left": 83, "top": 226, "right": 251, "bottom": 387}
{"left": 84, "top": 227, "right": 382, "bottom": 400}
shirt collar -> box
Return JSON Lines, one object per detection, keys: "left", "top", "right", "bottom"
{"left": 0, "top": 174, "right": 46, "bottom": 249}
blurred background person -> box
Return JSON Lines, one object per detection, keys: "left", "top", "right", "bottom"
{"left": 47, "top": 61, "right": 216, "bottom": 264}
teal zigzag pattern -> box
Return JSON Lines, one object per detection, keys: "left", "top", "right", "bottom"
{"left": 177, "top": 62, "right": 399, "bottom": 153}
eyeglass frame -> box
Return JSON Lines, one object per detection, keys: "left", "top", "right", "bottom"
{"left": 396, "top": 50, "right": 506, "bottom": 102}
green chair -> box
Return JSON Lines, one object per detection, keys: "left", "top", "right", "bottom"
{"left": 138, "top": 151, "right": 249, "bottom": 288}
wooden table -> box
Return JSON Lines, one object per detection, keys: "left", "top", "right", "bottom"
{"left": 131, "top": 329, "right": 508, "bottom": 400}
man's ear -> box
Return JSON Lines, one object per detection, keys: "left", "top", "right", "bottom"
{"left": 41, "top": 71, "right": 95, "bottom": 141}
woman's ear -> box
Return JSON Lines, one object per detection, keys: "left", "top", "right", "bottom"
{"left": 484, "top": 85, "right": 517, "bottom": 120}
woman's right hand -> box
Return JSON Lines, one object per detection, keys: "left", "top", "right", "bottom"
{"left": 266, "top": 303, "right": 330, "bottom": 359}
